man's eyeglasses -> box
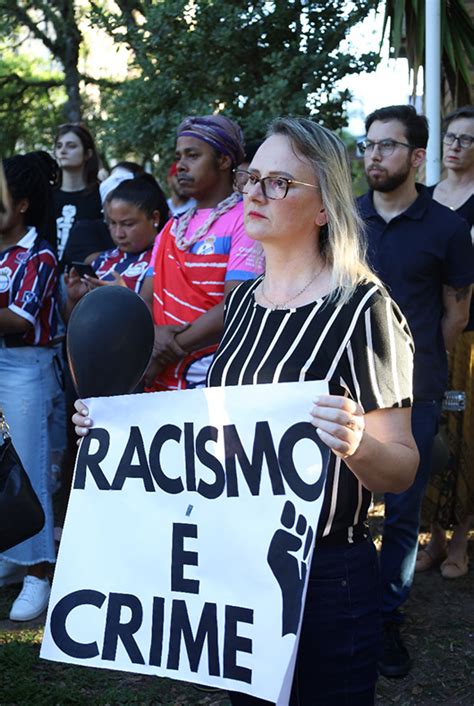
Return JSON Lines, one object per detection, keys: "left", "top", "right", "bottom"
{"left": 357, "top": 139, "right": 414, "bottom": 157}
{"left": 234, "top": 169, "right": 319, "bottom": 200}
{"left": 443, "top": 132, "right": 474, "bottom": 149}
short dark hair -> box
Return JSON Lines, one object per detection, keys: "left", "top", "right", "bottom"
{"left": 365, "top": 105, "right": 429, "bottom": 149}
{"left": 105, "top": 174, "right": 169, "bottom": 229}
{"left": 443, "top": 105, "right": 474, "bottom": 131}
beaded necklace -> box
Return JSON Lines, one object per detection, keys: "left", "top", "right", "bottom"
{"left": 172, "top": 192, "right": 242, "bottom": 251}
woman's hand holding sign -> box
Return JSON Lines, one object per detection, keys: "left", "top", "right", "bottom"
{"left": 73, "top": 400, "right": 92, "bottom": 440}
{"left": 74, "top": 393, "right": 366, "bottom": 456}
{"left": 310, "top": 395, "right": 365, "bottom": 460}
{"left": 312, "top": 394, "right": 418, "bottom": 494}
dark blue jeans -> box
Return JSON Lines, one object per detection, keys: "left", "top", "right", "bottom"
{"left": 379, "top": 400, "right": 441, "bottom": 623}
{"left": 229, "top": 537, "right": 381, "bottom": 706}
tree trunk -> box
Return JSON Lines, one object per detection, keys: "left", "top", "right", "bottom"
{"left": 63, "top": 60, "right": 82, "bottom": 122}
{"left": 60, "top": 1, "right": 82, "bottom": 122}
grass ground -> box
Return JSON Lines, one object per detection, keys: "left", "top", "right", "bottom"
{"left": 1, "top": 501, "right": 472, "bottom": 705}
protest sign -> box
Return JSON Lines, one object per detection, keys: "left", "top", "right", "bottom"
{"left": 41, "top": 380, "right": 329, "bottom": 703}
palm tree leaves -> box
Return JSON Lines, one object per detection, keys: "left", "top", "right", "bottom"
{"left": 380, "top": 0, "right": 473, "bottom": 104}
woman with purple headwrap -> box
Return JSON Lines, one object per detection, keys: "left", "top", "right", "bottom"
{"left": 141, "top": 114, "right": 264, "bottom": 392}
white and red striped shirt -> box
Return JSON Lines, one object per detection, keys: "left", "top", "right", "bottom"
{"left": 149, "top": 201, "right": 264, "bottom": 391}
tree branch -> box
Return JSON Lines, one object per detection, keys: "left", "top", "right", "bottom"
{"left": 0, "top": 72, "right": 63, "bottom": 90}
{"left": 0, "top": 1, "right": 56, "bottom": 54}
{"left": 0, "top": 70, "right": 122, "bottom": 91}
{"left": 78, "top": 74, "right": 123, "bottom": 88}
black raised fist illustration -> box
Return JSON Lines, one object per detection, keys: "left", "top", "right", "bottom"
{"left": 267, "top": 500, "right": 314, "bottom": 636}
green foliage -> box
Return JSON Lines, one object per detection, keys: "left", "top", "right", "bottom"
{"left": 0, "top": 0, "right": 380, "bottom": 164}
{"left": 0, "top": 0, "right": 84, "bottom": 120}
{"left": 0, "top": 49, "right": 65, "bottom": 156}
{"left": 339, "top": 129, "right": 367, "bottom": 197}
{"left": 92, "top": 0, "right": 379, "bottom": 169}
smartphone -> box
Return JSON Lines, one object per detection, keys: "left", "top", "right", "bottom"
{"left": 70, "top": 261, "right": 98, "bottom": 279}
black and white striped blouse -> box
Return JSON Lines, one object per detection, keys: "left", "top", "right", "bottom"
{"left": 207, "top": 277, "right": 414, "bottom": 542}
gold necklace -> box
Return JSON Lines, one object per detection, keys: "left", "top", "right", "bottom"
{"left": 260, "top": 265, "right": 325, "bottom": 311}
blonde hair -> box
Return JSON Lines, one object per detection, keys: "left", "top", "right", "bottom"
{"left": 268, "top": 116, "right": 378, "bottom": 305}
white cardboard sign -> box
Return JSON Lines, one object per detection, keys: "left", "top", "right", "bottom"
{"left": 41, "top": 381, "right": 329, "bottom": 704}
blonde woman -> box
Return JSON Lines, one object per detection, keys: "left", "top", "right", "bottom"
{"left": 74, "top": 117, "right": 419, "bottom": 704}
{"left": 208, "top": 117, "right": 418, "bottom": 705}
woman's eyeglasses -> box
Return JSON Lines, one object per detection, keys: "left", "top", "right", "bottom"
{"left": 234, "top": 169, "right": 319, "bottom": 200}
{"left": 443, "top": 132, "right": 474, "bottom": 149}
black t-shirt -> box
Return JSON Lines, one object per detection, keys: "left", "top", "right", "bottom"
{"left": 53, "top": 186, "right": 102, "bottom": 262}
{"left": 427, "top": 185, "right": 474, "bottom": 331}
{"left": 62, "top": 219, "right": 114, "bottom": 266}
{"left": 207, "top": 279, "right": 414, "bottom": 540}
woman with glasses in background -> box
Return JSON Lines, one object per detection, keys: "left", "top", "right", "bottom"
{"left": 417, "top": 106, "right": 474, "bottom": 579}
{"left": 430, "top": 107, "right": 474, "bottom": 225}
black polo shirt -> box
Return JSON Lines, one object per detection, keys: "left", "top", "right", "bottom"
{"left": 358, "top": 185, "right": 474, "bottom": 401}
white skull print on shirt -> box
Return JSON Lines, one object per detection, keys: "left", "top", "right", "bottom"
{"left": 56, "top": 204, "right": 77, "bottom": 259}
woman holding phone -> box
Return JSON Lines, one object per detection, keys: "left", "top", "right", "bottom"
{"left": 64, "top": 175, "right": 169, "bottom": 318}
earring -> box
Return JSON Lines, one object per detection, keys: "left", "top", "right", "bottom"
{"left": 153, "top": 223, "right": 159, "bottom": 228}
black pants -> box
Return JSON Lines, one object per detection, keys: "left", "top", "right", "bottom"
{"left": 229, "top": 538, "right": 381, "bottom": 706}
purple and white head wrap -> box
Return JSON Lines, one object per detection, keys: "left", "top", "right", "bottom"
{"left": 176, "top": 115, "right": 245, "bottom": 167}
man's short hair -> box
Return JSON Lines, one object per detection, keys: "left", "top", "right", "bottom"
{"left": 365, "top": 105, "right": 429, "bottom": 149}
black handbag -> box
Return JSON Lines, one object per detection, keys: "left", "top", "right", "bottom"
{"left": 0, "top": 408, "right": 45, "bottom": 553}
